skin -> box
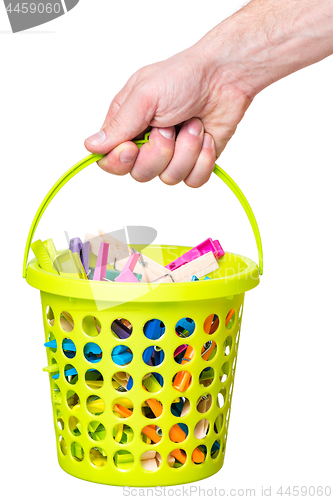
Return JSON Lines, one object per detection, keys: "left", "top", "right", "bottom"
{"left": 85, "top": 0, "right": 333, "bottom": 187}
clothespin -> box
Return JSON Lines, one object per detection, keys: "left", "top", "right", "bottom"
{"left": 114, "top": 450, "right": 134, "bottom": 469}
{"left": 192, "top": 446, "right": 206, "bottom": 464}
{"left": 88, "top": 421, "right": 106, "bottom": 441}
{"left": 54, "top": 249, "right": 87, "bottom": 279}
{"left": 111, "top": 345, "right": 133, "bottom": 365}
{"left": 144, "top": 319, "right": 165, "bottom": 340}
{"left": 165, "top": 238, "right": 224, "bottom": 271}
{"left": 173, "top": 348, "right": 193, "bottom": 391}
{"left": 140, "top": 450, "right": 160, "bottom": 471}
{"left": 81, "top": 241, "right": 90, "bottom": 274}
{"left": 112, "top": 372, "right": 133, "bottom": 391}
{"left": 31, "top": 240, "right": 58, "bottom": 275}
{"left": 115, "top": 251, "right": 140, "bottom": 283}
{"left": 43, "top": 238, "right": 58, "bottom": 263}
{"left": 204, "top": 313, "right": 219, "bottom": 334}
{"left": 171, "top": 251, "right": 219, "bottom": 282}
{"left": 191, "top": 275, "right": 199, "bottom": 281}
{"left": 170, "top": 449, "right": 187, "bottom": 465}
{"left": 69, "top": 237, "right": 82, "bottom": 256}
{"left": 194, "top": 418, "right": 210, "bottom": 439}
{"left": 90, "top": 448, "right": 107, "bottom": 467}
{"left": 142, "top": 345, "right": 155, "bottom": 366}
{"left": 225, "top": 309, "right": 236, "bottom": 328}
{"left": 175, "top": 318, "right": 195, "bottom": 338}
{"left": 141, "top": 425, "right": 162, "bottom": 444}
{"left": 145, "top": 398, "right": 163, "bottom": 418}
{"left": 93, "top": 242, "right": 109, "bottom": 281}
{"left": 197, "top": 395, "right": 211, "bottom": 413}
{"left": 111, "top": 319, "right": 132, "bottom": 339}
{"left": 201, "top": 340, "right": 217, "bottom": 360}
{"left": 86, "top": 396, "right": 104, "bottom": 414}
{"left": 142, "top": 373, "right": 163, "bottom": 393}
{"left": 113, "top": 403, "right": 133, "bottom": 419}
{"left": 52, "top": 366, "right": 78, "bottom": 380}
{"left": 204, "top": 276, "right": 211, "bottom": 280}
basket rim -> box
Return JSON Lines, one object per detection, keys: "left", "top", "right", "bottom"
{"left": 25, "top": 245, "right": 260, "bottom": 303}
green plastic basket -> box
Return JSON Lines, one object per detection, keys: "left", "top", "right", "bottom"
{"left": 23, "top": 136, "right": 263, "bottom": 486}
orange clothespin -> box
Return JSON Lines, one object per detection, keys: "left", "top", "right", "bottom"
{"left": 201, "top": 340, "right": 216, "bottom": 361}
{"left": 142, "top": 425, "right": 162, "bottom": 444}
{"left": 113, "top": 404, "right": 133, "bottom": 418}
{"left": 173, "top": 345, "right": 194, "bottom": 391}
{"left": 146, "top": 398, "right": 163, "bottom": 418}
{"left": 225, "top": 309, "right": 235, "bottom": 327}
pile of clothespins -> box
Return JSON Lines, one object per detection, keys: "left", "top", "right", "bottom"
{"left": 31, "top": 231, "right": 225, "bottom": 283}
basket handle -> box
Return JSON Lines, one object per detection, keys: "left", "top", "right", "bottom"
{"left": 23, "top": 133, "right": 263, "bottom": 277}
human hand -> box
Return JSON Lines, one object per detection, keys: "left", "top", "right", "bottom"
{"left": 84, "top": 45, "right": 253, "bottom": 187}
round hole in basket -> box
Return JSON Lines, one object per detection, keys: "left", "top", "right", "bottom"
{"left": 85, "top": 369, "right": 103, "bottom": 389}
{"left": 82, "top": 316, "right": 101, "bottom": 337}
{"left": 46, "top": 305, "right": 55, "bottom": 327}
{"left": 112, "top": 371, "right": 133, "bottom": 392}
{"left": 60, "top": 311, "right": 74, "bottom": 332}
{"left": 140, "top": 451, "right": 161, "bottom": 471}
{"left": 199, "top": 367, "right": 215, "bottom": 387}
{"left": 71, "top": 442, "right": 84, "bottom": 462}
{"left": 111, "top": 345, "right": 133, "bottom": 366}
{"left": 87, "top": 395, "right": 105, "bottom": 416}
{"left": 90, "top": 447, "right": 107, "bottom": 467}
{"left": 65, "top": 364, "right": 78, "bottom": 385}
{"left": 142, "top": 399, "right": 163, "bottom": 419}
{"left": 112, "top": 398, "right": 133, "bottom": 419}
{"left": 192, "top": 445, "right": 207, "bottom": 465}
{"left": 113, "top": 423, "right": 133, "bottom": 444}
{"left": 211, "top": 439, "right": 221, "bottom": 459}
{"left": 175, "top": 317, "right": 195, "bottom": 339}
{"left": 194, "top": 419, "right": 210, "bottom": 439}
{"left": 59, "top": 436, "right": 67, "bottom": 455}
{"left": 142, "top": 372, "right": 163, "bottom": 392}
{"left": 196, "top": 394, "right": 212, "bottom": 413}
{"left": 142, "top": 345, "right": 165, "bottom": 367}
{"left": 203, "top": 314, "right": 220, "bottom": 335}
{"left": 143, "top": 319, "right": 165, "bottom": 340}
{"left": 69, "top": 416, "right": 81, "bottom": 436}
{"left": 114, "top": 450, "right": 134, "bottom": 471}
{"left": 171, "top": 397, "right": 190, "bottom": 417}
{"left": 88, "top": 421, "right": 106, "bottom": 441}
{"left": 66, "top": 390, "right": 79, "bottom": 410}
{"left": 168, "top": 449, "right": 187, "bottom": 468}
{"left": 111, "top": 318, "right": 133, "bottom": 339}
{"left": 141, "top": 425, "right": 162, "bottom": 444}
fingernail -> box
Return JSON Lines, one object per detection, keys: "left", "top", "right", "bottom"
{"left": 203, "top": 134, "right": 213, "bottom": 148}
{"left": 86, "top": 130, "right": 106, "bottom": 146}
{"left": 187, "top": 119, "right": 203, "bottom": 136}
{"left": 159, "top": 127, "right": 174, "bottom": 139}
{"left": 120, "top": 148, "right": 137, "bottom": 164}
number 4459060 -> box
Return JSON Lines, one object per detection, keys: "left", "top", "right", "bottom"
{"left": 6, "top": 3, "right": 61, "bottom": 14}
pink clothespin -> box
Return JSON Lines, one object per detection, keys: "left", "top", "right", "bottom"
{"left": 165, "top": 238, "right": 225, "bottom": 271}
{"left": 93, "top": 242, "right": 109, "bottom": 281}
{"left": 115, "top": 252, "right": 140, "bottom": 283}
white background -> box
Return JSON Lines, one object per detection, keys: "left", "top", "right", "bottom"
{"left": 1, "top": 0, "right": 332, "bottom": 498}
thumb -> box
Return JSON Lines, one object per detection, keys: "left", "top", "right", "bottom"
{"left": 85, "top": 90, "right": 155, "bottom": 154}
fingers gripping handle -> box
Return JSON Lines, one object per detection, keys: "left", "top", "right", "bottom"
{"left": 23, "top": 135, "right": 263, "bottom": 277}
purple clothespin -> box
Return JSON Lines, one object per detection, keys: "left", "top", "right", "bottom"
{"left": 69, "top": 237, "right": 82, "bottom": 255}
{"left": 81, "top": 241, "right": 90, "bottom": 274}
{"left": 93, "top": 242, "right": 109, "bottom": 281}
{"left": 165, "top": 238, "right": 225, "bottom": 271}
{"left": 115, "top": 252, "right": 140, "bottom": 283}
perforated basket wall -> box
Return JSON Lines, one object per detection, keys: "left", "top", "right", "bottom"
{"left": 41, "top": 290, "right": 244, "bottom": 487}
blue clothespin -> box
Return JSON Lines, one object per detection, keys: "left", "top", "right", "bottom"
{"left": 153, "top": 346, "right": 165, "bottom": 366}
{"left": 111, "top": 345, "right": 133, "bottom": 365}
{"left": 204, "top": 276, "right": 211, "bottom": 280}
{"left": 127, "top": 376, "right": 134, "bottom": 390}
{"left": 211, "top": 440, "right": 220, "bottom": 452}
{"left": 144, "top": 319, "right": 165, "bottom": 340}
{"left": 191, "top": 275, "right": 199, "bottom": 281}
{"left": 52, "top": 366, "right": 78, "bottom": 380}
{"left": 175, "top": 317, "right": 195, "bottom": 337}
{"left": 143, "top": 345, "right": 155, "bottom": 365}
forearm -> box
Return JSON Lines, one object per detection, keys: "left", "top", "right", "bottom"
{"left": 196, "top": 0, "right": 333, "bottom": 97}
